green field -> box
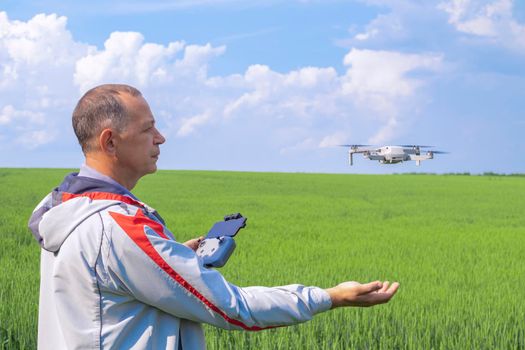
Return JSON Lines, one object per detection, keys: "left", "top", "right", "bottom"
{"left": 1, "top": 168, "right": 524, "bottom": 349}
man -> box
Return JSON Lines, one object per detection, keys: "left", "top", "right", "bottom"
{"left": 29, "top": 84, "right": 399, "bottom": 349}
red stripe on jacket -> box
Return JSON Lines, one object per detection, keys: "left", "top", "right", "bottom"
{"left": 62, "top": 192, "right": 144, "bottom": 208}
{"left": 109, "top": 209, "right": 275, "bottom": 331}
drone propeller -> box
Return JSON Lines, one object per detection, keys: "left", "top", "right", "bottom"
{"left": 339, "top": 144, "right": 375, "bottom": 166}
{"left": 398, "top": 144, "right": 434, "bottom": 148}
{"left": 338, "top": 144, "right": 372, "bottom": 148}
{"left": 429, "top": 151, "right": 449, "bottom": 154}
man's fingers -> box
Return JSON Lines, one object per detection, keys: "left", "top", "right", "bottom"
{"left": 358, "top": 282, "right": 400, "bottom": 305}
{"left": 183, "top": 236, "right": 205, "bottom": 251}
{"left": 374, "top": 282, "right": 400, "bottom": 302}
{"left": 387, "top": 282, "right": 400, "bottom": 296}
{"left": 357, "top": 281, "right": 382, "bottom": 295}
{"left": 379, "top": 281, "right": 390, "bottom": 293}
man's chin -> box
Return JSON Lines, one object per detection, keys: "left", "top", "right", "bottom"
{"left": 142, "top": 160, "right": 159, "bottom": 176}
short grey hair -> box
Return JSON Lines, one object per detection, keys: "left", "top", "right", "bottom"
{"left": 72, "top": 84, "right": 142, "bottom": 153}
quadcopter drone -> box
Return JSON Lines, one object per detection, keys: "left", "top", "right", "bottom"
{"left": 340, "top": 144, "right": 448, "bottom": 166}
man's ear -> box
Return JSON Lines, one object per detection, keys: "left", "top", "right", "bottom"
{"left": 99, "top": 128, "right": 117, "bottom": 155}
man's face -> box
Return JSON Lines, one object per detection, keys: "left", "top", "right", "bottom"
{"left": 115, "top": 94, "right": 165, "bottom": 181}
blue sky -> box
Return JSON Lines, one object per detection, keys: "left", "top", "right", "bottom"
{"left": 0, "top": 0, "right": 524, "bottom": 174}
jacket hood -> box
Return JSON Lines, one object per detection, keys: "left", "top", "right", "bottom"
{"left": 28, "top": 173, "right": 133, "bottom": 252}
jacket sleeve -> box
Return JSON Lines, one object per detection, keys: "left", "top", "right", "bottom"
{"left": 100, "top": 206, "right": 332, "bottom": 331}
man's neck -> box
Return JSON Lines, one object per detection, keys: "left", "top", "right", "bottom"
{"left": 85, "top": 156, "right": 138, "bottom": 190}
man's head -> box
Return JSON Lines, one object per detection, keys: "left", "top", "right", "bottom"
{"left": 73, "top": 84, "right": 142, "bottom": 154}
{"left": 72, "top": 84, "right": 165, "bottom": 189}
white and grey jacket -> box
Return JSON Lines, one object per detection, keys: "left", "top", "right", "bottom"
{"left": 28, "top": 173, "right": 332, "bottom": 349}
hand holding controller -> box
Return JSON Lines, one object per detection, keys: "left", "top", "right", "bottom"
{"left": 196, "top": 213, "right": 246, "bottom": 268}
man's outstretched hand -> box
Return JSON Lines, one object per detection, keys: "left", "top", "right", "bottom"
{"left": 326, "top": 281, "right": 400, "bottom": 308}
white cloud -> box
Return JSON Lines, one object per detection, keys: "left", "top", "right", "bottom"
{"left": 319, "top": 132, "right": 347, "bottom": 148}
{"left": 0, "top": 105, "right": 45, "bottom": 125}
{"left": 438, "top": 0, "right": 525, "bottom": 51}
{"left": 18, "top": 130, "right": 56, "bottom": 149}
{"left": 279, "top": 137, "right": 317, "bottom": 155}
{"left": 342, "top": 49, "right": 442, "bottom": 101}
{"left": 219, "top": 49, "right": 441, "bottom": 146}
{"left": 368, "top": 117, "right": 398, "bottom": 145}
{"left": 345, "top": 0, "right": 525, "bottom": 58}
{"left": 176, "top": 112, "right": 211, "bottom": 137}
{"left": 0, "top": 12, "right": 87, "bottom": 66}
{"left": 340, "top": 49, "right": 442, "bottom": 143}
{"left": 337, "top": 1, "right": 433, "bottom": 49}
{"left": 74, "top": 32, "right": 187, "bottom": 91}
{"left": 0, "top": 12, "right": 92, "bottom": 148}
{"left": 349, "top": 12, "right": 405, "bottom": 44}
{"left": 223, "top": 64, "right": 339, "bottom": 119}
{"left": 354, "top": 28, "right": 379, "bottom": 41}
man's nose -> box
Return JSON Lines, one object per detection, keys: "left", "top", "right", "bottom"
{"left": 154, "top": 129, "right": 166, "bottom": 145}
